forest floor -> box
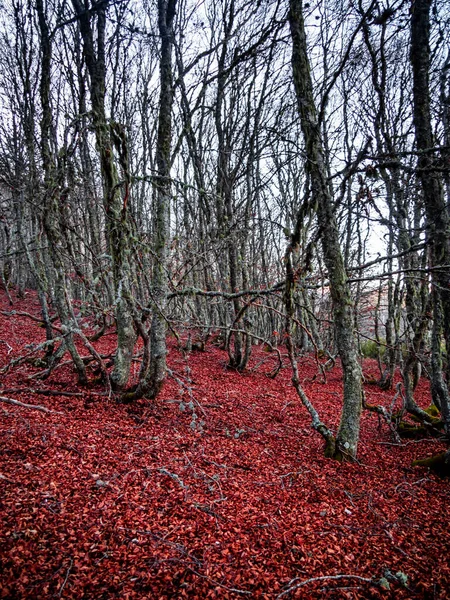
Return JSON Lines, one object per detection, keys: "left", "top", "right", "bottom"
{"left": 0, "top": 289, "right": 449, "bottom": 599}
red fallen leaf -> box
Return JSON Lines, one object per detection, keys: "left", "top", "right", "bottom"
{"left": 1, "top": 289, "right": 449, "bottom": 599}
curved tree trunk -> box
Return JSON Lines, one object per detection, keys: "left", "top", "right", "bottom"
{"left": 36, "top": 0, "right": 87, "bottom": 385}
{"left": 289, "top": 0, "right": 362, "bottom": 460}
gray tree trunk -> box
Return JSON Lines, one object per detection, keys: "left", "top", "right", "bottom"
{"left": 410, "top": 0, "right": 450, "bottom": 435}
{"left": 72, "top": 0, "right": 136, "bottom": 391}
{"left": 126, "top": 0, "right": 177, "bottom": 401}
{"left": 36, "top": 0, "right": 87, "bottom": 385}
{"left": 289, "top": 0, "right": 362, "bottom": 460}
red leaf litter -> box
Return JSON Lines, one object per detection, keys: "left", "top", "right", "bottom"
{"left": 1, "top": 289, "right": 449, "bottom": 599}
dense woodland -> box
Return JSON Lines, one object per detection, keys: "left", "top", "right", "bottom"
{"left": 1, "top": 0, "right": 450, "bottom": 597}
{"left": 1, "top": 0, "right": 449, "bottom": 460}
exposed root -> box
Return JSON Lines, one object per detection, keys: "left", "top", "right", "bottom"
{"left": 398, "top": 420, "right": 443, "bottom": 439}
{"left": 412, "top": 449, "right": 450, "bottom": 477}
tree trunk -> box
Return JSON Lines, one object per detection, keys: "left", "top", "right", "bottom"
{"left": 125, "top": 0, "right": 176, "bottom": 401}
{"left": 36, "top": 0, "right": 87, "bottom": 385}
{"left": 72, "top": 0, "right": 136, "bottom": 391}
{"left": 289, "top": 0, "right": 362, "bottom": 460}
{"left": 410, "top": 0, "right": 450, "bottom": 435}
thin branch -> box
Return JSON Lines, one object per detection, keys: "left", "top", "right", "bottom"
{"left": 167, "top": 282, "right": 284, "bottom": 301}
{"left": 348, "top": 265, "right": 450, "bottom": 283}
{"left": 58, "top": 559, "right": 73, "bottom": 598}
{"left": 350, "top": 242, "right": 427, "bottom": 272}
{"left": 0, "top": 337, "right": 65, "bottom": 374}
{"left": 0, "top": 473, "right": 20, "bottom": 484}
{"left": 1, "top": 309, "right": 58, "bottom": 326}
{"left": 318, "top": 0, "right": 377, "bottom": 125}
{"left": 0, "top": 396, "right": 64, "bottom": 415}
{"left": 277, "top": 574, "right": 379, "bottom": 598}
{"left": 0, "top": 388, "right": 83, "bottom": 397}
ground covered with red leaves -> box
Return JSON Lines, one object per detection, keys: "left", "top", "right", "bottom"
{"left": 1, "top": 290, "right": 449, "bottom": 599}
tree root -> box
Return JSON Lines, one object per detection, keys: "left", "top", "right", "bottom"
{"left": 412, "top": 449, "right": 450, "bottom": 477}
{"left": 397, "top": 420, "right": 443, "bottom": 439}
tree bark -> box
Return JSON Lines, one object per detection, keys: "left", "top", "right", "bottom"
{"left": 289, "top": 0, "right": 362, "bottom": 459}
{"left": 72, "top": 0, "right": 136, "bottom": 391}
{"left": 126, "top": 0, "right": 176, "bottom": 401}
{"left": 36, "top": 0, "right": 87, "bottom": 385}
{"left": 410, "top": 0, "right": 450, "bottom": 435}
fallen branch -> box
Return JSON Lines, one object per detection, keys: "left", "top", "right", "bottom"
{"left": 1, "top": 309, "right": 59, "bottom": 327}
{"left": 0, "top": 336, "right": 65, "bottom": 374}
{"left": 377, "top": 437, "right": 446, "bottom": 446}
{"left": 0, "top": 396, "right": 64, "bottom": 414}
{"left": 0, "top": 339, "right": 13, "bottom": 354}
{"left": 277, "top": 574, "right": 380, "bottom": 598}
{"left": 188, "top": 567, "right": 252, "bottom": 595}
{"left": 1, "top": 388, "right": 83, "bottom": 397}
{"left": 363, "top": 392, "right": 402, "bottom": 444}
{"left": 58, "top": 558, "right": 73, "bottom": 598}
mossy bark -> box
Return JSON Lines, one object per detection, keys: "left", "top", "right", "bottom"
{"left": 289, "top": 0, "right": 362, "bottom": 460}
{"left": 123, "top": 0, "right": 176, "bottom": 401}
{"left": 398, "top": 420, "right": 442, "bottom": 439}
{"left": 412, "top": 449, "right": 450, "bottom": 477}
{"left": 410, "top": 0, "right": 450, "bottom": 437}
{"left": 72, "top": 0, "right": 137, "bottom": 391}
{"left": 36, "top": 0, "right": 87, "bottom": 385}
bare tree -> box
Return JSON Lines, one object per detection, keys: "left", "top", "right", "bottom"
{"left": 125, "top": 0, "right": 177, "bottom": 400}
{"left": 410, "top": 0, "right": 450, "bottom": 435}
{"left": 72, "top": 0, "right": 137, "bottom": 391}
{"left": 289, "top": 0, "right": 363, "bottom": 460}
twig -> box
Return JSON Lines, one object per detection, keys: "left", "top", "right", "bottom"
{"left": 0, "top": 336, "right": 65, "bottom": 374}
{"left": 377, "top": 437, "right": 446, "bottom": 446}
{"left": 188, "top": 567, "right": 252, "bottom": 595}
{"left": 1, "top": 388, "right": 83, "bottom": 397}
{"left": 158, "top": 468, "right": 187, "bottom": 490}
{"left": 277, "top": 574, "right": 379, "bottom": 598}
{"left": 0, "top": 396, "right": 64, "bottom": 415}
{"left": 58, "top": 558, "right": 73, "bottom": 597}
{"left": 0, "top": 339, "right": 13, "bottom": 354}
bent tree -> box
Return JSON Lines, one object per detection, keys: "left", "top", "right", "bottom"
{"left": 288, "top": 0, "right": 363, "bottom": 460}
{"left": 36, "top": 0, "right": 88, "bottom": 384}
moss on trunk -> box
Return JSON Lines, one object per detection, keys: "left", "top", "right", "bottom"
{"left": 412, "top": 450, "right": 450, "bottom": 477}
